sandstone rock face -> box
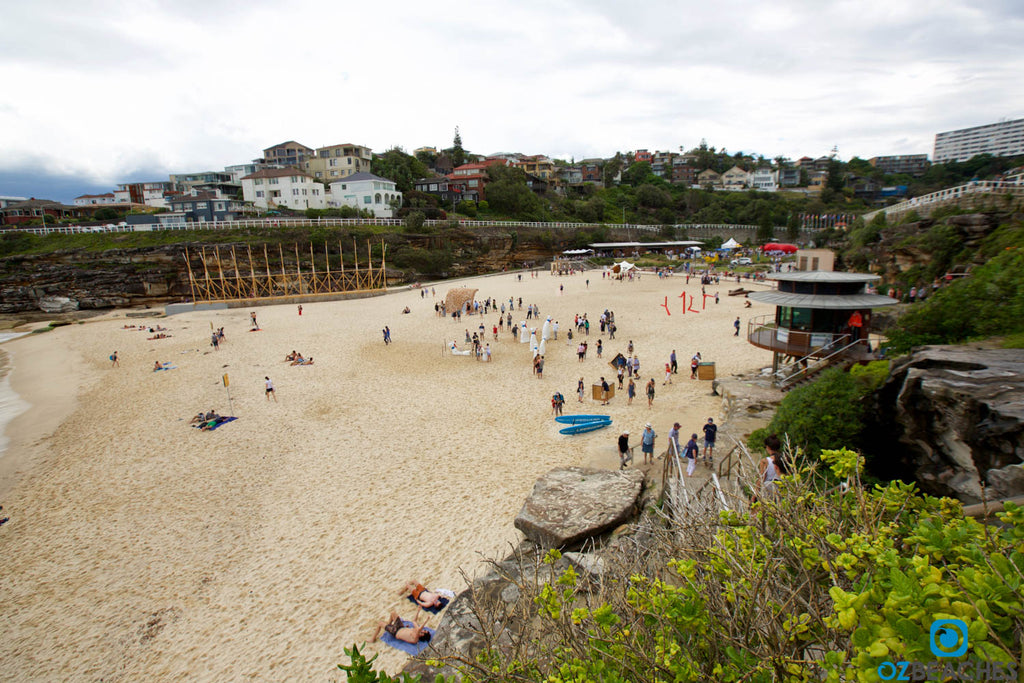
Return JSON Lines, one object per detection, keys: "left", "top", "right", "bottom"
{"left": 37, "top": 295, "right": 78, "bottom": 313}
{"left": 871, "top": 346, "right": 1024, "bottom": 503}
{"left": 513, "top": 466, "right": 645, "bottom": 549}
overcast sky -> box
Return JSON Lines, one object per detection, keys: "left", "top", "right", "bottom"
{"left": 2, "top": 0, "right": 1023, "bottom": 201}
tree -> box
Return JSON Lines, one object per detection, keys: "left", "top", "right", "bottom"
{"left": 786, "top": 213, "right": 801, "bottom": 241}
{"left": 485, "top": 165, "right": 545, "bottom": 219}
{"left": 620, "top": 161, "right": 654, "bottom": 187}
{"left": 451, "top": 126, "right": 465, "bottom": 167}
{"left": 370, "top": 148, "right": 429, "bottom": 193}
{"left": 602, "top": 153, "right": 623, "bottom": 187}
{"left": 756, "top": 210, "right": 775, "bottom": 243}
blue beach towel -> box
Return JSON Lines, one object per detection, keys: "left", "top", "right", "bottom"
{"left": 155, "top": 365, "right": 177, "bottom": 371}
{"left": 193, "top": 416, "right": 237, "bottom": 431}
{"left": 380, "top": 620, "right": 434, "bottom": 655}
{"left": 406, "top": 594, "right": 450, "bottom": 614}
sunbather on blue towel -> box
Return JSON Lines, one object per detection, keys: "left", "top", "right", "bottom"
{"left": 374, "top": 612, "right": 431, "bottom": 648}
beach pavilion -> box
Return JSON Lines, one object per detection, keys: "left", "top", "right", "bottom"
{"left": 745, "top": 271, "right": 898, "bottom": 382}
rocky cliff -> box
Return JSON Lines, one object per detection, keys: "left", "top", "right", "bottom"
{"left": 864, "top": 346, "right": 1024, "bottom": 503}
{"left": 0, "top": 227, "right": 596, "bottom": 313}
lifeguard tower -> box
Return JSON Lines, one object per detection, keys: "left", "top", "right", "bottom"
{"left": 746, "top": 271, "right": 897, "bottom": 388}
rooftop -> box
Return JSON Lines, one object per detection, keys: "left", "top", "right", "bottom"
{"left": 767, "top": 271, "right": 881, "bottom": 284}
{"left": 748, "top": 291, "right": 898, "bottom": 310}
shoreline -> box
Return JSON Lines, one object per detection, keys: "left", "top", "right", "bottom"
{"left": 0, "top": 269, "right": 777, "bottom": 679}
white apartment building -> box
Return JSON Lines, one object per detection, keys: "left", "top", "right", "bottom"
{"left": 748, "top": 168, "right": 779, "bottom": 191}
{"left": 328, "top": 172, "right": 402, "bottom": 217}
{"left": 241, "top": 168, "right": 326, "bottom": 210}
{"left": 74, "top": 193, "right": 119, "bottom": 206}
{"left": 303, "top": 143, "right": 373, "bottom": 182}
{"left": 934, "top": 118, "right": 1024, "bottom": 163}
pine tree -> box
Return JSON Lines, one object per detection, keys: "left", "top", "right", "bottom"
{"left": 452, "top": 126, "right": 465, "bottom": 167}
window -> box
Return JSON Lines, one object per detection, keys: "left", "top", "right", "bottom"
{"left": 312, "top": 189, "right": 319, "bottom": 195}
{"left": 255, "top": 179, "right": 263, "bottom": 185}
{"left": 329, "top": 159, "right": 337, "bottom": 167}
{"left": 271, "top": 191, "right": 281, "bottom": 198}
{"left": 302, "top": 189, "right": 307, "bottom": 195}
{"left": 216, "top": 203, "right": 224, "bottom": 211}
{"left": 340, "top": 184, "right": 346, "bottom": 190}
{"left": 256, "top": 191, "right": 265, "bottom": 198}
{"left": 290, "top": 176, "right": 298, "bottom": 183}
{"left": 348, "top": 158, "right": 352, "bottom": 165}
{"left": 292, "top": 189, "right": 299, "bottom": 196}
{"left": 375, "top": 193, "right": 381, "bottom": 203}
{"left": 315, "top": 172, "right": 322, "bottom": 178}
{"left": 269, "top": 178, "right": 279, "bottom": 185}
{"left": 363, "top": 196, "right": 371, "bottom": 204}
{"left": 330, "top": 171, "right": 338, "bottom": 177}
{"left": 196, "top": 202, "right": 208, "bottom": 209}
{"left": 469, "top": 179, "right": 478, "bottom": 187}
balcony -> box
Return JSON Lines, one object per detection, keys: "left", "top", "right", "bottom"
{"left": 747, "top": 314, "right": 858, "bottom": 358}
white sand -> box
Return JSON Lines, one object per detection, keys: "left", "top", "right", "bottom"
{"left": 0, "top": 270, "right": 775, "bottom": 680}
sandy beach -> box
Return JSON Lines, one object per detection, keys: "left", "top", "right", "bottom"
{"left": 0, "top": 268, "right": 775, "bottom": 680}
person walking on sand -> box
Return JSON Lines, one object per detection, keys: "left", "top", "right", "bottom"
{"left": 110, "top": 351, "right": 119, "bottom": 367}
{"left": 670, "top": 349, "right": 677, "bottom": 374}
{"left": 627, "top": 377, "right": 636, "bottom": 405}
{"left": 668, "top": 422, "right": 681, "bottom": 458}
{"left": 684, "top": 433, "right": 699, "bottom": 476}
{"left": 664, "top": 363, "right": 673, "bottom": 385}
{"left": 618, "top": 430, "right": 631, "bottom": 469}
{"left": 640, "top": 423, "right": 656, "bottom": 465}
{"left": 734, "top": 317, "right": 741, "bottom": 336}
{"left": 383, "top": 326, "right": 391, "bottom": 345}
{"left": 250, "top": 311, "right": 259, "bottom": 330}
{"left": 600, "top": 376, "right": 610, "bottom": 405}
{"left": 646, "top": 377, "right": 655, "bottom": 408}
{"left": 551, "top": 391, "right": 565, "bottom": 416}
{"left": 298, "top": 304, "right": 303, "bottom": 316}
{"left": 577, "top": 377, "right": 585, "bottom": 403}
{"left": 690, "top": 352, "right": 701, "bottom": 379}
{"left": 265, "top": 376, "right": 277, "bottom": 402}
{"left": 702, "top": 417, "right": 718, "bottom": 466}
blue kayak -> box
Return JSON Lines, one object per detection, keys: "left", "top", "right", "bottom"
{"left": 555, "top": 414, "right": 611, "bottom": 425}
{"left": 559, "top": 419, "right": 612, "bottom": 435}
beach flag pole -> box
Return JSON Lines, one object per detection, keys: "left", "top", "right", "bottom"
{"left": 223, "top": 373, "right": 234, "bottom": 415}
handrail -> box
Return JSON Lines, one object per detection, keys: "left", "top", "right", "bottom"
{"left": 776, "top": 336, "right": 863, "bottom": 388}
{"left": 774, "top": 333, "right": 852, "bottom": 381}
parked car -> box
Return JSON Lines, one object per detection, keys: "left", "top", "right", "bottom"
{"left": 730, "top": 257, "right": 752, "bottom": 266}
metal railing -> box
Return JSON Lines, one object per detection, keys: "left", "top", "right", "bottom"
{"left": 863, "top": 180, "right": 1024, "bottom": 222}
{"left": 775, "top": 336, "right": 863, "bottom": 389}
{"left": 2, "top": 217, "right": 801, "bottom": 238}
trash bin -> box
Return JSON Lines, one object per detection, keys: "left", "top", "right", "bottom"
{"left": 697, "top": 362, "right": 715, "bottom": 380}
{"left": 592, "top": 384, "right": 615, "bottom": 401}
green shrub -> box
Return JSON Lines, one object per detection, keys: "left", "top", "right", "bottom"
{"left": 751, "top": 367, "right": 871, "bottom": 461}
{"left": 338, "top": 450, "right": 1024, "bottom": 682}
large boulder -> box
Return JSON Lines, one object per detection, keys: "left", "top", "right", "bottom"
{"left": 37, "top": 295, "right": 78, "bottom": 313}
{"left": 868, "top": 346, "right": 1024, "bottom": 503}
{"left": 513, "top": 466, "right": 645, "bottom": 549}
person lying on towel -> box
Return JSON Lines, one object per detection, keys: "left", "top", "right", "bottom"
{"left": 400, "top": 582, "right": 448, "bottom": 610}
{"left": 373, "top": 611, "right": 431, "bottom": 645}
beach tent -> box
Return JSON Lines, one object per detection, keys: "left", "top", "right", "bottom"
{"left": 762, "top": 243, "right": 798, "bottom": 254}
{"left": 444, "top": 287, "right": 478, "bottom": 314}
{"left": 610, "top": 261, "right": 636, "bottom": 274}
{"left": 720, "top": 238, "right": 741, "bottom": 250}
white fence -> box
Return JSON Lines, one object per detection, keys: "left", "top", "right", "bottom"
{"left": 2, "top": 218, "right": 775, "bottom": 237}
{"left": 863, "top": 180, "right": 1024, "bottom": 222}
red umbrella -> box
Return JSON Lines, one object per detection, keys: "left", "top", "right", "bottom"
{"left": 762, "top": 243, "right": 798, "bottom": 253}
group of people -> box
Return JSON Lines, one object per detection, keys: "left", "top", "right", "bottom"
{"left": 372, "top": 581, "right": 454, "bottom": 647}
{"left": 284, "top": 350, "right": 313, "bottom": 365}
{"left": 616, "top": 417, "right": 719, "bottom": 473}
